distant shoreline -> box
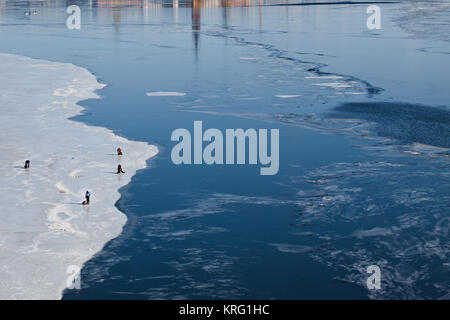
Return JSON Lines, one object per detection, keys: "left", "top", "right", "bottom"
{"left": 262, "top": 1, "right": 399, "bottom": 7}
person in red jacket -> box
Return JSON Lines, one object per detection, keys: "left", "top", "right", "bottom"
{"left": 117, "top": 148, "right": 123, "bottom": 155}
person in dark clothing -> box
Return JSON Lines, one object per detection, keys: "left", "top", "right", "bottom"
{"left": 83, "top": 190, "right": 91, "bottom": 205}
{"left": 117, "top": 148, "right": 123, "bottom": 156}
{"left": 117, "top": 164, "right": 125, "bottom": 174}
{"left": 24, "top": 160, "right": 30, "bottom": 169}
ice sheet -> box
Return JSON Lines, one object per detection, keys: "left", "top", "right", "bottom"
{"left": 146, "top": 91, "right": 186, "bottom": 97}
{"left": 0, "top": 53, "right": 158, "bottom": 299}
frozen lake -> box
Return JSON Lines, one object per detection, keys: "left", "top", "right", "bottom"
{"left": 0, "top": 0, "right": 449, "bottom": 299}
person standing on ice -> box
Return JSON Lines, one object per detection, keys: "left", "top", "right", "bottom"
{"left": 117, "top": 164, "right": 125, "bottom": 174}
{"left": 83, "top": 190, "right": 91, "bottom": 205}
{"left": 117, "top": 148, "right": 123, "bottom": 155}
{"left": 24, "top": 160, "right": 30, "bottom": 169}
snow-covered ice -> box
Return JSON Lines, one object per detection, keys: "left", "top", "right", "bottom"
{"left": 0, "top": 53, "right": 158, "bottom": 299}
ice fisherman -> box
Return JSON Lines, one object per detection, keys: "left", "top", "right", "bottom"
{"left": 117, "top": 164, "right": 125, "bottom": 174}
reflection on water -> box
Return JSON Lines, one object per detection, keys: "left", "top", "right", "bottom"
{"left": 1, "top": 0, "right": 315, "bottom": 9}
{"left": 1, "top": 0, "right": 276, "bottom": 55}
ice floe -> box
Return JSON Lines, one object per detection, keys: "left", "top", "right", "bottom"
{"left": 275, "top": 94, "right": 302, "bottom": 98}
{"left": 0, "top": 53, "right": 158, "bottom": 299}
{"left": 146, "top": 91, "right": 186, "bottom": 97}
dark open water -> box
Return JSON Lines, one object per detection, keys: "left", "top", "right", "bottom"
{"left": 0, "top": 0, "right": 449, "bottom": 299}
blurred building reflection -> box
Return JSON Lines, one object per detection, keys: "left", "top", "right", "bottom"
{"left": 0, "top": 0, "right": 283, "bottom": 58}
{"left": 0, "top": 0, "right": 303, "bottom": 9}
{"left": 1, "top": 0, "right": 288, "bottom": 8}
